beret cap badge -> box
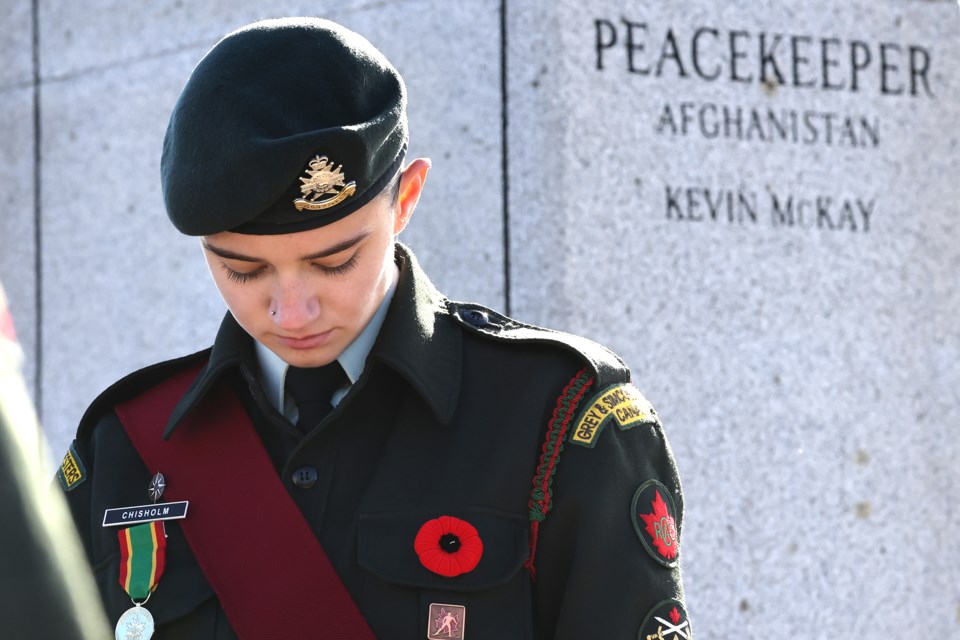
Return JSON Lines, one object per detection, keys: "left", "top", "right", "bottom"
{"left": 294, "top": 155, "right": 357, "bottom": 211}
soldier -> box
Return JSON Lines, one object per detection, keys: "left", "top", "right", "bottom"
{"left": 58, "top": 17, "right": 690, "bottom": 639}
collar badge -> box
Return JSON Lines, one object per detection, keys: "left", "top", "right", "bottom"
{"left": 294, "top": 155, "right": 357, "bottom": 211}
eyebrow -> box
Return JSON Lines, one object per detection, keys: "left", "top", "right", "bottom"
{"left": 202, "top": 230, "right": 372, "bottom": 263}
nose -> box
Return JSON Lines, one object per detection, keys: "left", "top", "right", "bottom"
{"left": 270, "top": 277, "right": 320, "bottom": 330}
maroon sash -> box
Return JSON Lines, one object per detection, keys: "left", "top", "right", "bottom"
{"left": 115, "top": 363, "right": 376, "bottom": 639}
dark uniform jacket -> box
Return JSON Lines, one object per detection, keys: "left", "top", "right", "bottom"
{"left": 60, "top": 245, "right": 687, "bottom": 639}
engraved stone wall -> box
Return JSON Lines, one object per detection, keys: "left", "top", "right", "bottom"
{"left": 508, "top": 1, "right": 960, "bottom": 635}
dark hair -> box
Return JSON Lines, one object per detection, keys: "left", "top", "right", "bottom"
{"left": 379, "top": 170, "right": 402, "bottom": 206}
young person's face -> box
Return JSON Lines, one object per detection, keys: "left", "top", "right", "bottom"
{"left": 201, "top": 159, "right": 429, "bottom": 368}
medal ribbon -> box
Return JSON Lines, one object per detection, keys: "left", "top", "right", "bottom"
{"left": 118, "top": 521, "right": 167, "bottom": 600}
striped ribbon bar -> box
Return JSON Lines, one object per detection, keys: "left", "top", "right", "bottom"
{"left": 118, "top": 521, "right": 167, "bottom": 600}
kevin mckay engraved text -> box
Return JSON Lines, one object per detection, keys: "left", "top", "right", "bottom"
{"left": 664, "top": 184, "right": 875, "bottom": 233}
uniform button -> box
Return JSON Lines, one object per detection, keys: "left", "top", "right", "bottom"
{"left": 462, "top": 309, "right": 489, "bottom": 327}
{"left": 292, "top": 466, "right": 318, "bottom": 489}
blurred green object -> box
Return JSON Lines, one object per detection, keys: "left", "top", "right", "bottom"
{"left": 0, "top": 283, "right": 110, "bottom": 639}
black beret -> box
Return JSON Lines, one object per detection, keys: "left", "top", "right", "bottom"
{"left": 161, "top": 17, "right": 408, "bottom": 236}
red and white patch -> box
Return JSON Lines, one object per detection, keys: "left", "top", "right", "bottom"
{"left": 631, "top": 480, "right": 680, "bottom": 567}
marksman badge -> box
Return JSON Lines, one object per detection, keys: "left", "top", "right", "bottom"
{"left": 427, "top": 603, "right": 466, "bottom": 639}
{"left": 293, "top": 155, "right": 356, "bottom": 211}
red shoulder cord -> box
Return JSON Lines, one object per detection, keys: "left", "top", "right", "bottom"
{"left": 523, "top": 368, "right": 594, "bottom": 580}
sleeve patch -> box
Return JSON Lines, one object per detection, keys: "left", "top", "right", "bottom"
{"left": 631, "top": 480, "right": 680, "bottom": 567}
{"left": 567, "top": 383, "right": 657, "bottom": 448}
{"left": 57, "top": 443, "right": 87, "bottom": 492}
{"left": 639, "top": 599, "right": 691, "bottom": 640}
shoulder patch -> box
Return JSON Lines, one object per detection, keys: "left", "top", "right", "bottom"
{"left": 639, "top": 599, "right": 691, "bottom": 640}
{"left": 567, "top": 383, "right": 657, "bottom": 448}
{"left": 57, "top": 443, "right": 87, "bottom": 492}
{"left": 631, "top": 480, "right": 680, "bottom": 567}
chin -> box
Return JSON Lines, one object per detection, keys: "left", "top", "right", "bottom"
{"left": 278, "top": 348, "right": 340, "bottom": 369}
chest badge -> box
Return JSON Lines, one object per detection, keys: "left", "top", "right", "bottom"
{"left": 428, "top": 603, "right": 466, "bottom": 639}
{"left": 147, "top": 471, "right": 166, "bottom": 502}
{"left": 102, "top": 471, "right": 189, "bottom": 527}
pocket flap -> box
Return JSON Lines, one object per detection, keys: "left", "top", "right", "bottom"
{"left": 358, "top": 508, "right": 529, "bottom": 590}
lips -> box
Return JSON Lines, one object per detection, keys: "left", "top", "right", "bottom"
{"left": 276, "top": 330, "right": 333, "bottom": 350}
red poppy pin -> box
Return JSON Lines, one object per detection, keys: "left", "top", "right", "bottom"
{"left": 414, "top": 515, "right": 483, "bottom": 577}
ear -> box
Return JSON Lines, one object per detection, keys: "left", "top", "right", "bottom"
{"left": 393, "top": 158, "right": 431, "bottom": 235}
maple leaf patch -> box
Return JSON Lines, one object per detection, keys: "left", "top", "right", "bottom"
{"left": 639, "top": 490, "right": 678, "bottom": 560}
{"left": 631, "top": 480, "right": 680, "bottom": 567}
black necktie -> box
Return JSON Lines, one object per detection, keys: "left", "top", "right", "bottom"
{"left": 284, "top": 363, "right": 346, "bottom": 433}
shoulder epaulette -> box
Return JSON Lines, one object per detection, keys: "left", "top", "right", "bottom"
{"left": 447, "top": 300, "right": 658, "bottom": 581}
{"left": 76, "top": 349, "right": 210, "bottom": 439}
{"left": 446, "top": 300, "right": 629, "bottom": 388}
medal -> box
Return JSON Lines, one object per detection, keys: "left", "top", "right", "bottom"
{"left": 115, "top": 521, "right": 165, "bottom": 639}
{"left": 114, "top": 473, "right": 171, "bottom": 639}
{"left": 115, "top": 602, "right": 155, "bottom": 640}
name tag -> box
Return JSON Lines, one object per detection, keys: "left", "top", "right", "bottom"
{"left": 102, "top": 501, "right": 189, "bottom": 527}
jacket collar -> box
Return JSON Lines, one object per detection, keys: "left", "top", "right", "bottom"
{"left": 367, "top": 244, "right": 461, "bottom": 424}
{"left": 163, "top": 312, "right": 256, "bottom": 438}
{"left": 163, "top": 243, "right": 461, "bottom": 438}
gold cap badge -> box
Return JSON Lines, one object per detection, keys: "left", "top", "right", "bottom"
{"left": 293, "top": 155, "right": 357, "bottom": 211}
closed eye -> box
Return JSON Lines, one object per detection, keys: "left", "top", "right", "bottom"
{"left": 314, "top": 254, "right": 358, "bottom": 276}
{"left": 221, "top": 263, "right": 265, "bottom": 284}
